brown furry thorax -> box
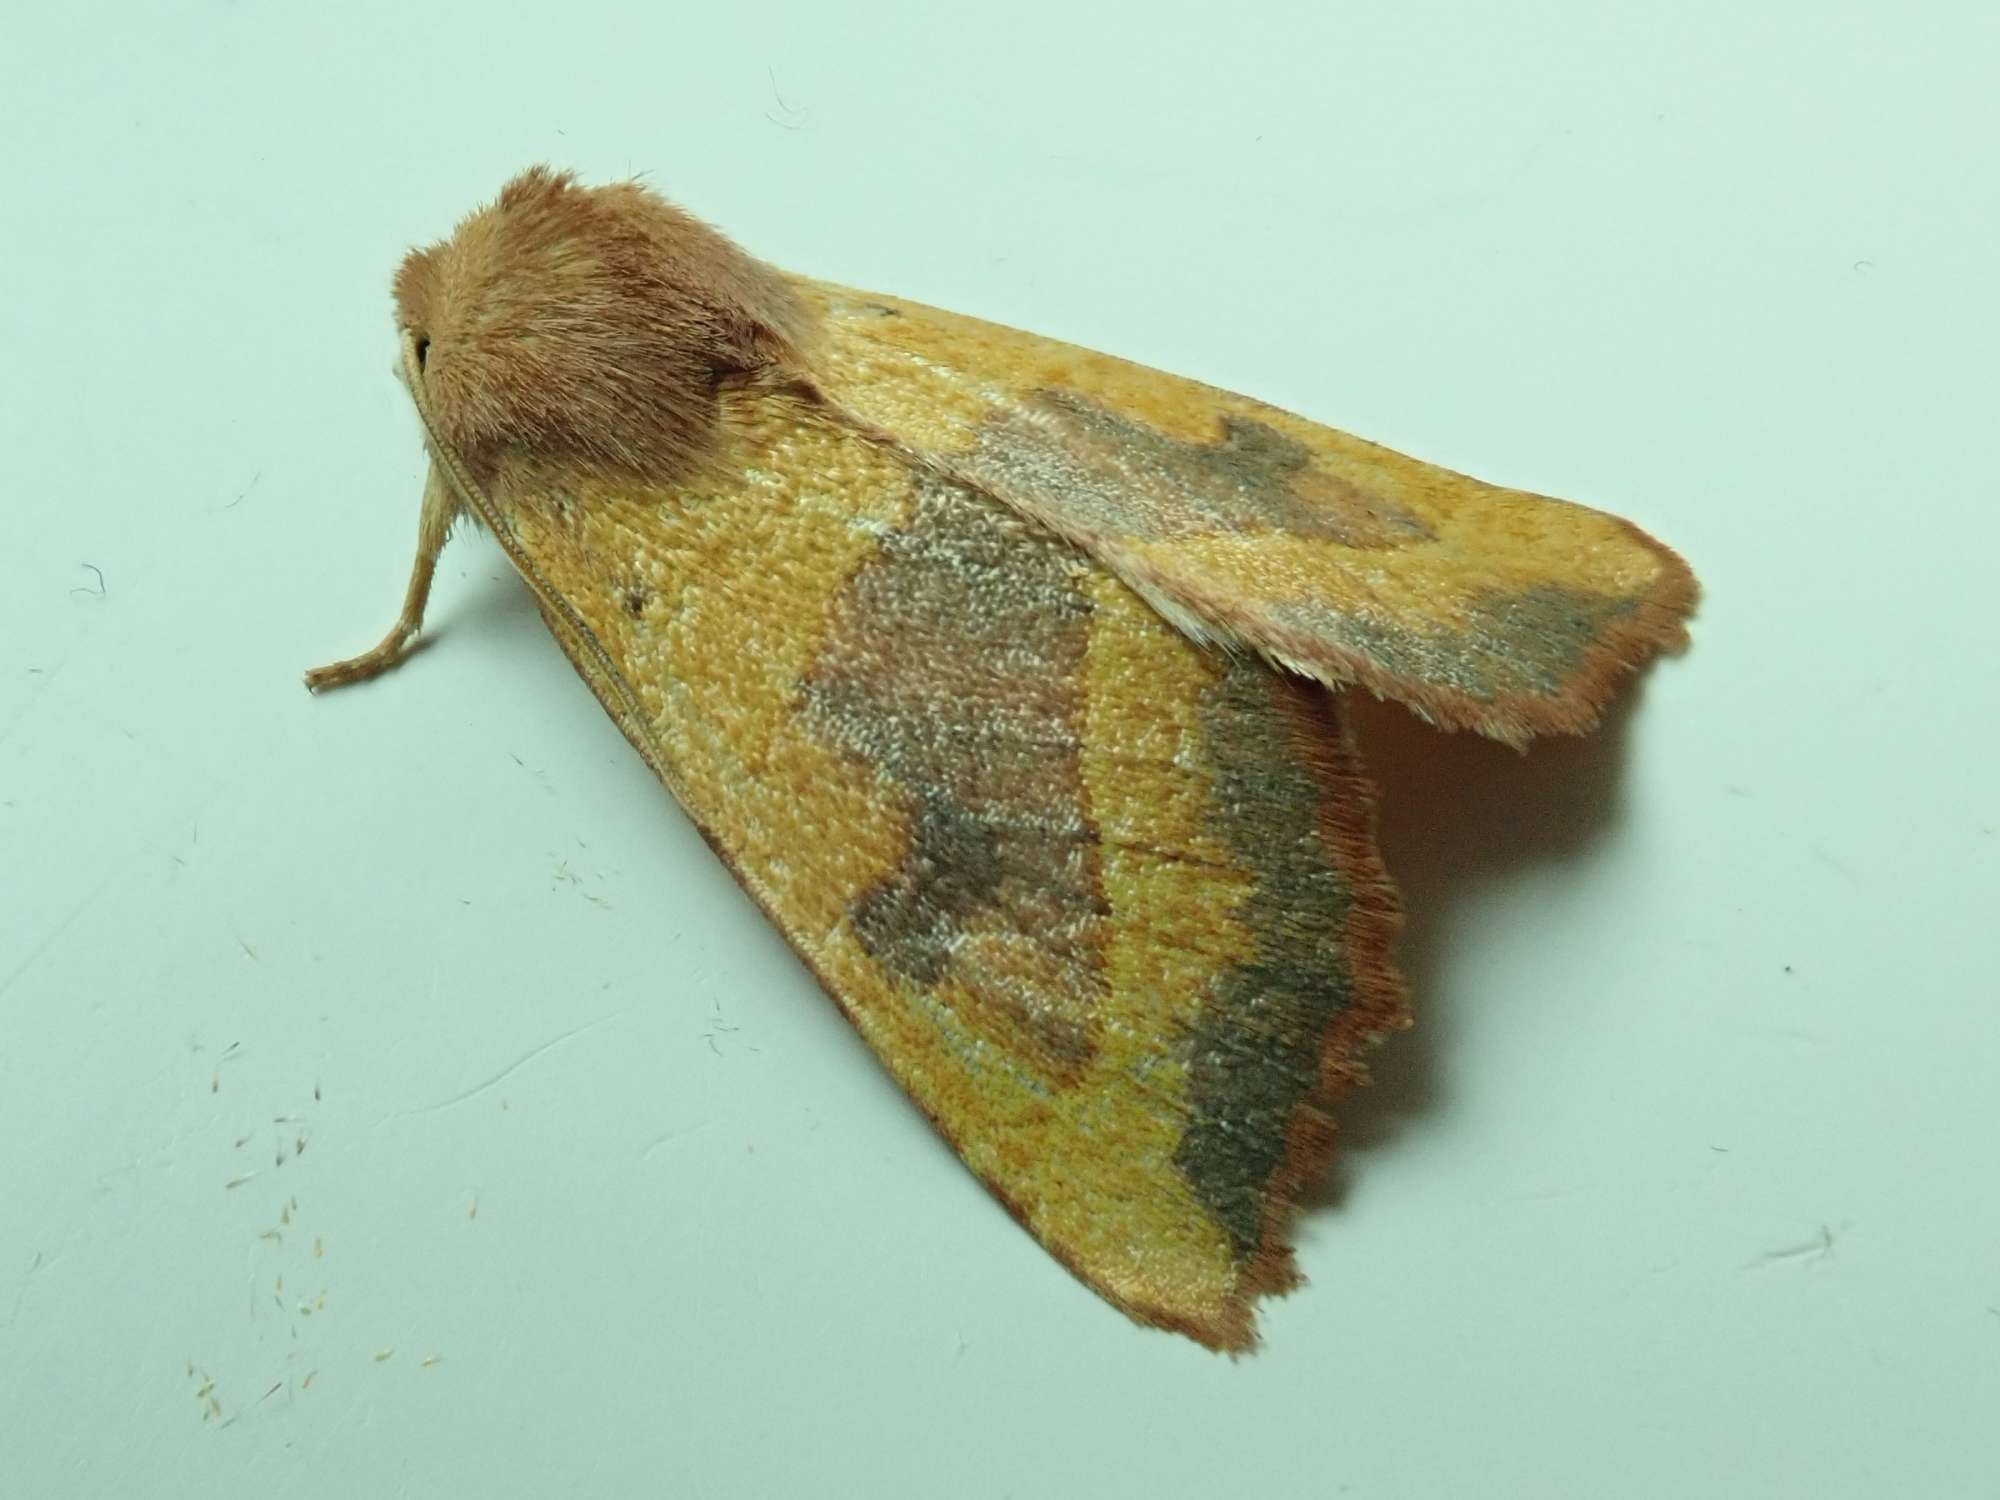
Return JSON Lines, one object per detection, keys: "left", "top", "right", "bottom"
{"left": 393, "top": 167, "right": 814, "bottom": 485}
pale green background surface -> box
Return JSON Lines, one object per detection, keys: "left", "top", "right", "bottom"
{"left": 3, "top": 3, "right": 1995, "bottom": 1496}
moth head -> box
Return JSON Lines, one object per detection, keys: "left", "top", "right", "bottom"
{"left": 392, "top": 166, "right": 814, "bottom": 487}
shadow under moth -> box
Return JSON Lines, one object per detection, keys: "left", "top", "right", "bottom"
{"left": 310, "top": 168, "right": 1697, "bottom": 1352}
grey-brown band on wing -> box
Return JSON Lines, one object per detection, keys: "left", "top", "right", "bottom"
{"left": 965, "top": 390, "right": 1432, "bottom": 549}
{"left": 1172, "top": 662, "right": 1370, "bottom": 1255}
{"left": 1277, "top": 583, "right": 1642, "bottom": 703}
{"left": 800, "top": 474, "right": 1111, "bottom": 1075}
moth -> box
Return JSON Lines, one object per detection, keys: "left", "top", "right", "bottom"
{"left": 311, "top": 168, "right": 1696, "bottom": 1351}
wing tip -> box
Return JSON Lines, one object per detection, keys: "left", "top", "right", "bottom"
{"left": 1292, "top": 525, "right": 1700, "bottom": 749}
{"left": 1458, "top": 525, "right": 1701, "bottom": 746}
{"left": 1109, "top": 521, "right": 1700, "bottom": 750}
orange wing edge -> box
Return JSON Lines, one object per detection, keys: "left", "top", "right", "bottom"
{"left": 1107, "top": 518, "right": 1700, "bottom": 750}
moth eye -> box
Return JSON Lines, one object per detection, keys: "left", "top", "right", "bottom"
{"left": 413, "top": 336, "right": 431, "bottom": 370}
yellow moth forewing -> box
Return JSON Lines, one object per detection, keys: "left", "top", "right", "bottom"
{"left": 311, "top": 170, "right": 1694, "bottom": 1351}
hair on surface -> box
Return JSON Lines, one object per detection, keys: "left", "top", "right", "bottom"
{"left": 393, "top": 166, "right": 815, "bottom": 486}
